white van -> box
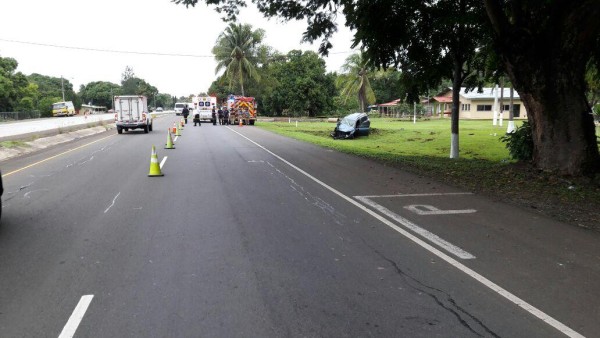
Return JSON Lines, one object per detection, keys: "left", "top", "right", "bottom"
{"left": 174, "top": 102, "right": 189, "bottom": 115}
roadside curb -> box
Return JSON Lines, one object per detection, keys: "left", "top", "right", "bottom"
{"left": 0, "top": 124, "right": 115, "bottom": 163}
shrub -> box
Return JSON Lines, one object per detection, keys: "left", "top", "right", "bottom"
{"left": 500, "top": 121, "right": 533, "bottom": 161}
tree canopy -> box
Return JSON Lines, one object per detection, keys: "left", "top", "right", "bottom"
{"left": 212, "top": 23, "right": 264, "bottom": 96}
{"left": 176, "top": 0, "right": 600, "bottom": 176}
{"left": 79, "top": 81, "right": 121, "bottom": 108}
{"left": 336, "top": 52, "right": 376, "bottom": 113}
{"left": 0, "top": 56, "right": 30, "bottom": 112}
{"left": 262, "top": 50, "right": 335, "bottom": 116}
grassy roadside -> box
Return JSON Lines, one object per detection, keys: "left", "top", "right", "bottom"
{"left": 258, "top": 118, "right": 600, "bottom": 231}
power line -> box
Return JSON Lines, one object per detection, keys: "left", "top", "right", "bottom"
{"left": 0, "top": 38, "right": 213, "bottom": 58}
{"left": 0, "top": 37, "right": 354, "bottom": 57}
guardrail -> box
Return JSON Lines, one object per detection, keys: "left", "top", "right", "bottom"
{"left": 0, "top": 111, "right": 41, "bottom": 121}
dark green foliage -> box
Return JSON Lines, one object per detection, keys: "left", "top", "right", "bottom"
{"left": 262, "top": 50, "right": 335, "bottom": 116}
{"left": 500, "top": 122, "right": 533, "bottom": 162}
{"left": 79, "top": 81, "right": 121, "bottom": 108}
{"left": 0, "top": 56, "right": 33, "bottom": 112}
{"left": 370, "top": 70, "right": 404, "bottom": 104}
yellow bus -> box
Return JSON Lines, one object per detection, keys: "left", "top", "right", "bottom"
{"left": 52, "top": 101, "right": 75, "bottom": 117}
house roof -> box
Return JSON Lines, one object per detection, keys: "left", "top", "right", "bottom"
{"left": 430, "top": 87, "right": 521, "bottom": 102}
{"left": 433, "top": 96, "right": 453, "bottom": 103}
{"left": 378, "top": 99, "right": 402, "bottom": 106}
{"left": 459, "top": 87, "right": 520, "bottom": 100}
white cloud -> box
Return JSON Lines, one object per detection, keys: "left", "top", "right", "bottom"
{"left": 0, "top": 0, "right": 355, "bottom": 98}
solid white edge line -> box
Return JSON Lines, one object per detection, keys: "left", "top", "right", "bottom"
{"left": 227, "top": 127, "right": 585, "bottom": 338}
{"left": 58, "top": 295, "right": 94, "bottom": 338}
{"left": 355, "top": 196, "right": 476, "bottom": 259}
{"left": 160, "top": 156, "right": 168, "bottom": 169}
{"left": 360, "top": 192, "right": 473, "bottom": 198}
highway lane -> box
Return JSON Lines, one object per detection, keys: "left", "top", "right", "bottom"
{"left": 0, "top": 115, "right": 593, "bottom": 337}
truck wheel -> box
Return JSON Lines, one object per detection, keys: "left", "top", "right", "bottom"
{"left": 117, "top": 127, "right": 123, "bottom": 134}
{"left": 144, "top": 125, "right": 149, "bottom": 133}
{"left": 149, "top": 123, "right": 153, "bottom": 131}
{"left": 249, "top": 120, "right": 255, "bottom": 125}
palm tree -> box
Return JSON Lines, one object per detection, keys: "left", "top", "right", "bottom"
{"left": 337, "top": 52, "right": 376, "bottom": 113}
{"left": 212, "top": 23, "right": 264, "bottom": 96}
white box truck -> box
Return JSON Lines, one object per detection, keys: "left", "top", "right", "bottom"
{"left": 114, "top": 95, "right": 153, "bottom": 134}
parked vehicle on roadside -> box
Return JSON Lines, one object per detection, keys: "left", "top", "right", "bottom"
{"left": 114, "top": 95, "right": 153, "bottom": 134}
{"left": 226, "top": 95, "right": 257, "bottom": 125}
{"left": 52, "top": 101, "right": 75, "bottom": 117}
{"left": 192, "top": 96, "right": 217, "bottom": 122}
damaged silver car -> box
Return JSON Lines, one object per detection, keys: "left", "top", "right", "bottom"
{"left": 331, "top": 112, "right": 371, "bottom": 139}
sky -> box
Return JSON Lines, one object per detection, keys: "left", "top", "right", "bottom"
{"left": 0, "top": 0, "right": 356, "bottom": 98}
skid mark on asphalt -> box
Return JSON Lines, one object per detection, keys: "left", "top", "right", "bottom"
{"left": 267, "top": 161, "right": 347, "bottom": 226}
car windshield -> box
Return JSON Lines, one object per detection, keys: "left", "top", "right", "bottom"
{"left": 53, "top": 103, "right": 66, "bottom": 109}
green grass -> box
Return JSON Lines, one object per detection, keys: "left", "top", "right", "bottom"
{"left": 0, "top": 140, "right": 28, "bottom": 148}
{"left": 259, "top": 118, "right": 517, "bottom": 162}
{"left": 258, "top": 118, "right": 600, "bottom": 230}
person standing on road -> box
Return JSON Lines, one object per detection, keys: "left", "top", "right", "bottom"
{"left": 182, "top": 105, "right": 190, "bottom": 124}
{"left": 223, "top": 108, "right": 230, "bottom": 125}
{"left": 218, "top": 107, "right": 224, "bottom": 125}
{"left": 211, "top": 107, "right": 217, "bottom": 126}
{"left": 193, "top": 111, "right": 201, "bottom": 126}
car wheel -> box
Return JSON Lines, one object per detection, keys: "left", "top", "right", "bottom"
{"left": 144, "top": 125, "right": 149, "bottom": 133}
{"left": 149, "top": 123, "right": 153, "bottom": 131}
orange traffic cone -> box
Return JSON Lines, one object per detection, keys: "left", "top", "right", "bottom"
{"left": 148, "top": 146, "right": 164, "bottom": 177}
{"left": 239, "top": 117, "right": 243, "bottom": 127}
{"left": 172, "top": 123, "right": 177, "bottom": 134}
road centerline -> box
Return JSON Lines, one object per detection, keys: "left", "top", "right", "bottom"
{"left": 58, "top": 294, "right": 94, "bottom": 338}
{"left": 2, "top": 134, "right": 115, "bottom": 178}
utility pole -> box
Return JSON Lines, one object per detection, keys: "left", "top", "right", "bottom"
{"left": 61, "top": 76, "right": 65, "bottom": 102}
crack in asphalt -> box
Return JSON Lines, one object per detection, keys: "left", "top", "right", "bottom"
{"left": 373, "top": 249, "right": 500, "bottom": 338}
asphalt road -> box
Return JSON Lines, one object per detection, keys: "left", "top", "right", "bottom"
{"left": 0, "top": 115, "right": 598, "bottom": 337}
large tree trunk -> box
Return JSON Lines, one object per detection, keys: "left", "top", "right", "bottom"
{"left": 484, "top": 0, "right": 600, "bottom": 176}
{"left": 515, "top": 72, "right": 599, "bottom": 175}
{"left": 498, "top": 36, "right": 600, "bottom": 175}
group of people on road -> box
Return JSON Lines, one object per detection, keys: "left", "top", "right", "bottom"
{"left": 181, "top": 104, "right": 232, "bottom": 127}
{"left": 213, "top": 106, "right": 231, "bottom": 125}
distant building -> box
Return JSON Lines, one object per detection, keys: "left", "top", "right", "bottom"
{"left": 428, "top": 87, "right": 527, "bottom": 119}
